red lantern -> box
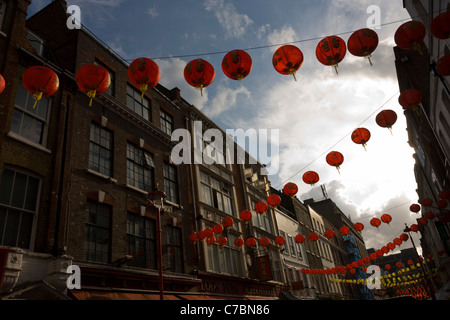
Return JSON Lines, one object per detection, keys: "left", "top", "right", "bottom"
{"left": 22, "top": 66, "right": 59, "bottom": 108}
{"left": 203, "top": 228, "right": 213, "bottom": 238}
{"left": 409, "top": 203, "right": 421, "bottom": 213}
{"left": 316, "top": 35, "right": 346, "bottom": 74}
{"left": 234, "top": 238, "right": 244, "bottom": 249}
{"left": 370, "top": 217, "right": 381, "bottom": 228}
{"left": 399, "top": 89, "right": 422, "bottom": 112}
{"left": 222, "top": 216, "right": 234, "bottom": 229}
{"left": 189, "top": 232, "right": 200, "bottom": 243}
{"left": 354, "top": 222, "right": 364, "bottom": 233}
{"left": 400, "top": 233, "right": 409, "bottom": 242}
{"left": 127, "top": 57, "right": 160, "bottom": 97}
{"left": 326, "top": 151, "right": 344, "bottom": 174}
{"left": 217, "top": 236, "right": 228, "bottom": 246}
{"left": 267, "top": 194, "right": 281, "bottom": 208}
{"left": 410, "top": 224, "right": 420, "bottom": 232}
{"left": 222, "top": 49, "right": 252, "bottom": 81}
{"left": 302, "top": 171, "right": 319, "bottom": 186}
{"left": 436, "top": 54, "right": 450, "bottom": 76}
{"left": 276, "top": 236, "right": 286, "bottom": 246}
{"left": 351, "top": 128, "right": 371, "bottom": 150}
{"left": 272, "top": 45, "right": 304, "bottom": 81}
{"left": 198, "top": 230, "right": 207, "bottom": 240}
{"left": 0, "top": 74, "right": 5, "bottom": 94}
{"left": 393, "top": 237, "right": 402, "bottom": 246}
{"left": 376, "top": 249, "right": 384, "bottom": 257}
{"left": 395, "top": 261, "right": 403, "bottom": 268}
{"left": 376, "top": 110, "right": 397, "bottom": 133}
{"left": 254, "top": 202, "right": 268, "bottom": 215}
{"left": 246, "top": 237, "right": 257, "bottom": 248}
{"left": 387, "top": 242, "right": 395, "bottom": 250}
{"left": 425, "top": 211, "right": 435, "bottom": 220}
{"left": 184, "top": 58, "right": 215, "bottom": 96}
{"left": 385, "top": 264, "right": 391, "bottom": 270}
{"left": 347, "top": 28, "right": 379, "bottom": 65}
{"left": 206, "top": 236, "right": 216, "bottom": 245}
{"left": 381, "top": 214, "right": 392, "bottom": 225}
{"left": 283, "top": 182, "right": 299, "bottom": 198}
{"left": 431, "top": 11, "right": 450, "bottom": 39}
{"left": 438, "top": 199, "right": 449, "bottom": 208}
{"left": 324, "top": 229, "right": 335, "bottom": 239}
{"left": 212, "top": 224, "right": 224, "bottom": 234}
{"left": 260, "top": 237, "right": 270, "bottom": 248}
{"left": 407, "top": 260, "right": 414, "bottom": 266}
{"left": 370, "top": 252, "right": 378, "bottom": 261}
{"left": 295, "top": 234, "right": 305, "bottom": 244}
{"left": 394, "top": 20, "right": 426, "bottom": 54}
{"left": 417, "top": 217, "right": 428, "bottom": 226}
{"left": 381, "top": 246, "right": 389, "bottom": 254}
{"left": 363, "top": 256, "right": 371, "bottom": 264}
{"left": 439, "top": 190, "right": 450, "bottom": 200}
{"left": 339, "top": 226, "right": 350, "bottom": 236}
{"left": 76, "top": 64, "right": 110, "bottom": 107}
{"left": 240, "top": 210, "right": 252, "bottom": 224}
{"left": 421, "top": 198, "right": 433, "bottom": 207}
{"left": 308, "top": 232, "right": 319, "bottom": 242}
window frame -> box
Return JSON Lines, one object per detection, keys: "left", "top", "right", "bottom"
{"left": 89, "top": 122, "right": 113, "bottom": 177}
{"left": 163, "top": 163, "right": 179, "bottom": 204}
{"left": 160, "top": 109, "right": 174, "bottom": 136}
{"left": 126, "top": 213, "right": 156, "bottom": 269}
{"left": 126, "top": 84, "right": 151, "bottom": 121}
{"left": 199, "top": 171, "right": 233, "bottom": 215}
{"left": 126, "top": 142, "right": 155, "bottom": 192}
{"left": 84, "top": 200, "right": 112, "bottom": 264}
{"left": 167, "top": 225, "right": 183, "bottom": 273}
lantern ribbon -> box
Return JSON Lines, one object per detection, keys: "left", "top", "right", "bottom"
{"left": 412, "top": 42, "right": 423, "bottom": 55}
{"left": 32, "top": 92, "right": 43, "bottom": 109}
{"left": 87, "top": 90, "right": 97, "bottom": 107}
{"left": 140, "top": 84, "right": 148, "bottom": 98}
{"left": 290, "top": 71, "right": 297, "bottom": 81}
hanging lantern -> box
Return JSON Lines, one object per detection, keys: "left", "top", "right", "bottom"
{"left": 295, "top": 234, "right": 305, "bottom": 244}
{"left": 376, "top": 249, "right": 384, "bottom": 257}
{"left": 234, "top": 238, "right": 244, "bottom": 249}
{"left": 400, "top": 233, "right": 409, "bottom": 242}
{"left": 198, "top": 230, "right": 207, "bottom": 240}
{"left": 254, "top": 202, "right": 268, "bottom": 215}
{"left": 394, "top": 20, "right": 426, "bottom": 54}
{"left": 302, "top": 171, "right": 319, "bottom": 186}
{"left": 393, "top": 237, "right": 403, "bottom": 246}
{"left": 222, "top": 216, "right": 234, "bottom": 229}
{"left": 206, "top": 236, "right": 216, "bottom": 246}
{"left": 381, "top": 246, "right": 389, "bottom": 254}
{"left": 439, "top": 190, "right": 450, "bottom": 200}
{"left": 260, "top": 237, "right": 270, "bottom": 249}
{"left": 351, "top": 128, "right": 371, "bottom": 151}
{"left": 315, "top": 35, "right": 347, "bottom": 74}
{"left": 421, "top": 198, "right": 433, "bottom": 207}
{"left": 438, "top": 199, "right": 449, "bottom": 208}
{"left": 370, "top": 252, "right": 378, "bottom": 261}
{"left": 217, "top": 236, "right": 228, "bottom": 246}
{"left": 409, "top": 204, "right": 421, "bottom": 213}
{"left": 347, "top": 28, "right": 379, "bottom": 65}
{"left": 222, "top": 49, "right": 252, "bottom": 81}
{"left": 267, "top": 194, "right": 281, "bottom": 208}
{"left": 410, "top": 224, "right": 420, "bottom": 232}
{"left": 417, "top": 217, "right": 428, "bottom": 226}
{"left": 381, "top": 214, "right": 392, "bottom": 225}
{"left": 246, "top": 237, "right": 257, "bottom": 248}
{"left": 212, "top": 224, "right": 224, "bottom": 234}
{"left": 407, "top": 260, "right": 414, "bottom": 266}
{"left": 203, "top": 228, "right": 213, "bottom": 238}
{"left": 387, "top": 242, "right": 395, "bottom": 250}
{"left": 276, "top": 236, "right": 286, "bottom": 247}
{"left": 339, "top": 226, "right": 350, "bottom": 236}
{"left": 425, "top": 211, "right": 435, "bottom": 220}
{"left": 240, "top": 210, "right": 252, "bottom": 225}
{"left": 324, "top": 229, "right": 335, "bottom": 239}
{"left": 22, "top": 66, "right": 59, "bottom": 108}
{"left": 363, "top": 256, "right": 371, "bottom": 264}
{"left": 376, "top": 110, "right": 397, "bottom": 134}
{"left": 76, "top": 64, "right": 110, "bottom": 107}
{"left": 127, "top": 57, "right": 160, "bottom": 97}
{"left": 184, "top": 58, "right": 215, "bottom": 96}
{"left": 396, "top": 262, "right": 403, "bottom": 268}
{"left": 354, "top": 222, "right": 364, "bottom": 233}
{"left": 385, "top": 264, "right": 391, "bottom": 270}
{"left": 272, "top": 45, "right": 304, "bottom": 81}
{"left": 430, "top": 11, "right": 450, "bottom": 39}
{"left": 398, "top": 89, "right": 422, "bottom": 112}
{"left": 189, "top": 232, "right": 200, "bottom": 244}
{"left": 283, "top": 182, "right": 299, "bottom": 198}
{"left": 308, "top": 232, "right": 319, "bottom": 242}
{"left": 436, "top": 54, "right": 450, "bottom": 76}
{"left": 0, "top": 74, "right": 5, "bottom": 94}
{"left": 370, "top": 217, "right": 381, "bottom": 229}
{"left": 326, "top": 151, "right": 344, "bottom": 174}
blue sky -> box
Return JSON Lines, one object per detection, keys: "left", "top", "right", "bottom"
{"left": 28, "top": 0, "right": 422, "bottom": 252}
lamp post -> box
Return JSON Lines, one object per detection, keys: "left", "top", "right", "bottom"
{"left": 147, "top": 188, "right": 166, "bottom": 301}
{"left": 403, "top": 223, "right": 436, "bottom": 300}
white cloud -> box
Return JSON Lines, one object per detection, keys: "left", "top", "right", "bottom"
{"left": 146, "top": 6, "right": 159, "bottom": 18}
{"left": 204, "top": 0, "right": 253, "bottom": 38}
{"left": 266, "top": 25, "right": 298, "bottom": 46}
{"left": 204, "top": 85, "right": 251, "bottom": 118}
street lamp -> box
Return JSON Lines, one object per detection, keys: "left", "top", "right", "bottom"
{"left": 147, "top": 187, "right": 166, "bottom": 301}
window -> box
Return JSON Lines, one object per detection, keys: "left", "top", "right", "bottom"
{"left": 10, "top": 82, "right": 50, "bottom": 145}
{"left": 280, "top": 231, "right": 288, "bottom": 255}
{"left": 94, "top": 60, "right": 115, "bottom": 96}
{"left": 127, "top": 213, "right": 156, "bottom": 269}
{"left": 269, "top": 248, "right": 283, "bottom": 282}
{"left": 199, "top": 171, "right": 233, "bottom": 215}
{"left": 167, "top": 226, "right": 183, "bottom": 273}
{"left": 295, "top": 241, "right": 303, "bottom": 259}
{"left": 127, "top": 142, "right": 154, "bottom": 191}
{"left": 0, "top": 0, "right": 7, "bottom": 31}
{"left": 251, "top": 200, "right": 273, "bottom": 233}
{"left": 164, "top": 163, "right": 178, "bottom": 203}
{"left": 28, "top": 32, "right": 47, "bottom": 57}
{"left": 287, "top": 235, "right": 296, "bottom": 257}
{"left": 126, "top": 85, "right": 151, "bottom": 121}
{"left": 84, "top": 201, "right": 111, "bottom": 263}
{"left": 0, "top": 168, "right": 40, "bottom": 249}
{"left": 160, "top": 109, "right": 173, "bottom": 136}
{"left": 89, "top": 123, "right": 113, "bottom": 176}
{"left": 207, "top": 233, "right": 244, "bottom": 276}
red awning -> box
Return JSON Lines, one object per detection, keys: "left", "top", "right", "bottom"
{"left": 70, "top": 290, "right": 180, "bottom": 300}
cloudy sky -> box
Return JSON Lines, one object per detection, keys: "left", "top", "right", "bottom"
{"left": 29, "top": 0, "right": 423, "bottom": 253}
